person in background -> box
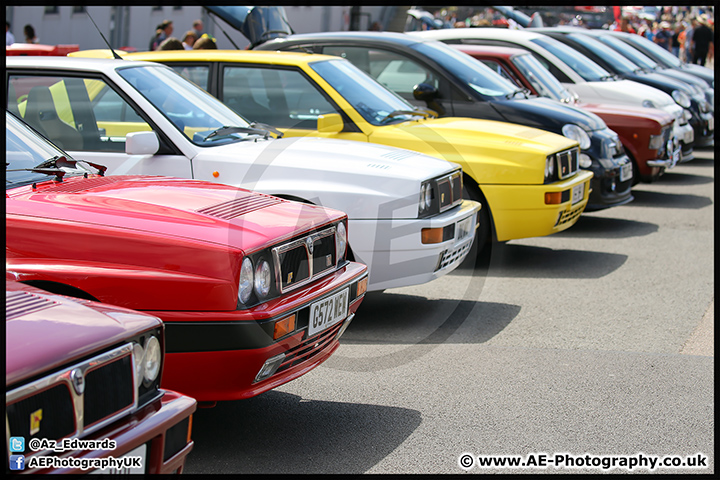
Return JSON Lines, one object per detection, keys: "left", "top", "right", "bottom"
{"left": 671, "top": 23, "right": 682, "bottom": 57}
{"left": 654, "top": 21, "right": 673, "bottom": 51}
{"left": 615, "top": 17, "right": 636, "bottom": 34}
{"left": 691, "top": 15, "right": 713, "bottom": 66}
{"left": 6, "top": 21, "right": 15, "bottom": 46}
{"left": 684, "top": 17, "right": 698, "bottom": 64}
{"left": 158, "top": 37, "right": 184, "bottom": 51}
{"left": 192, "top": 19, "right": 204, "bottom": 38}
{"left": 24, "top": 24, "right": 38, "bottom": 43}
{"left": 150, "top": 20, "right": 173, "bottom": 51}
{"left": 182, "top": 30, "right": 197, "bottom": 49}
{"left": 193, "top": 33, "right": 217, "bottom": 50}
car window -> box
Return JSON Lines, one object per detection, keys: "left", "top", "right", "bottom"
{"left": 169, "top": 65, "right": 211, "bottom": 91}
{"left": 321, "top": 46, "right": 439, "bottom": 101}
{"left": 478, "top": 59, "right": 521, "bottom": 86}
{"left": 8, "top": 74, "right": 152, "bottom": 153}
{"left": 221, "top": 65, "right": 338, "bottom": 129}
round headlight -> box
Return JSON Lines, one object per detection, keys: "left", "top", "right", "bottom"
{"left": 561, "top": 124, "right": 591, "bottom": 150}
{"left": 133, "top": 343, "right": 145, "bottom": 382}
{"left": 254, "top": 260, "right": 272, "bottom": 299}
{"left": 424, "top": 184, "right": 432, "bottom": 209}
{"left": 579, "top": 154, "right": 593, "bottom": 168}
{"left": 335, "top": 221, "right": 347, "bottom": 261}
{"left": 238, "top": 257, "right": 254, "bottom": 304}
{"left": 142, "top": 336, "right": 161, "bottom": 385}
{"left": 545, "top": 156, "right": 555, "bottom": 179}
{"left": 671, "top": 89, "right": 691, "bottom": 108}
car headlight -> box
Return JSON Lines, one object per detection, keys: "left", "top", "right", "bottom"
{"left": 578, "top": 154, "right": 593, "bottom": 168}
{"left": 418, "top": 181, "right": 434, "bottom": 216}
{"left": 238, "top": 257, "right": 254, "bottom": 305}
{"left": 561, "top": 124, "right": 591, "bottom": 150}
{"left": 642, "top": 99, "right": 657, "bottom": 109}
{"left": 682, "top": 109, "right": 693, "bottom": 122}
{"left": 142, "top": 336, "right": 161, "bottom": 386}
{"left": 254, "top": 259, "right": 272, "bottom": 300}
{"left": 335, "top": 220, "right": 347, "bottom": 263}
{"left": 648, "top": 133, "right": 664, "bottom": 150}
{"left": 544, "top": 155, "right": 555, "bottom": 182}
{"left": 671, "top": 89, "right": 691, "bottom": 108}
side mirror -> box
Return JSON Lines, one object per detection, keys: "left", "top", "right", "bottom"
{"left": 125, "top": 131, "right": 159, "bottom": 155}
{"left": 413, "top": 83, "right": 439, "bottom": 101}
{"left": 317, "top": 113, "right": 343, "bottom": 133}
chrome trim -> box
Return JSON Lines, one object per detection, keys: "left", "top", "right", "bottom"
{"left": 6, "top": 343, "right": 137, "bottom": 454}
{"left": 272, "top": 225, "right": 337, "bottom": 295}
{"left": 556, "top": 147, "right": 580, "bottom": 180}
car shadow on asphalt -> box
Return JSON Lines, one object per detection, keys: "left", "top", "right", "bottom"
{"left": 654, "top": 171, "right": 714, "bottom": 185}
{"left": 485, "top": 243, "right": 628, "bottom": 279}
{"left": 553, "top": 214, "right": 659, "bottom": 239}
{"left": 184, "top": 391, "right": 422, "bottom": 474}
{"left": 624, "top": 190, "right": 713, "bottom": 209}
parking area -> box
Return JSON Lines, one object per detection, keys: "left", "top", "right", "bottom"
{"left": 183, "top": 148, "right": 714, "bottom": 474}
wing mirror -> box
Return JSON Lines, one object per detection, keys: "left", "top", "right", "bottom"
{"left": 125, "top": 131, "right": 159, "bottom": 155}
{"left": 317, "top": 113, "right": 343, "bottom": 133}
{"left": 413, "top": 83, "right": 439, "bottom": 101}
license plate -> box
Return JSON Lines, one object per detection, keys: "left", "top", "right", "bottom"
{"left": 708, "top": 116, "right": 714, "bottom": 131}
{"left": 571, "top": 183, "right": 585, "bottom": 205}
{"left": 89, "top": 444, "right": 145, "bottom": 474}
{"left": 620, "top": 162, "right": 633, "bottom": 182}
{"left": 308, "top": 288, "right": 349, "bottom": 337}
{"left": 456, "top": 216, "right": 474, "bottom": 242}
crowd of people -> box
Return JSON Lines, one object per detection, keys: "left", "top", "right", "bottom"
{"left": 148, "top": 18, "right": 218, "bottom": 51}
{"left": 610, "top": 8, "right": 714, "bottom": 67}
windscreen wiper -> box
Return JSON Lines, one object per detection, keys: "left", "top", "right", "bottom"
{"left": 205, "top": 124, "right": 283, "bottom": 141}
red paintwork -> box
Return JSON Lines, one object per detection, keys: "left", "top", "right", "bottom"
{"left": 5, "top": 281, "right": 196, "bottom": 474}
{"left": 5, "top": 43, "right": 80, "bottom": 56}
{"left": 6, "top": 174, "right": 367, "bottom": 401}
{"left": 456, "top": 45, "right": 676, "bottom": 182}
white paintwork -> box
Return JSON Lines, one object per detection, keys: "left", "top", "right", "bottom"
{"left": 6, "top": 56, "right": 481, "bottom": 291}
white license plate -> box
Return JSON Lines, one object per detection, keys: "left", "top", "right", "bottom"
{"left": 308, "top": 288, "right": 349, "bottom": 337}
{"left": 89, "top": 444, "right": 145, "bottom": 474}
{"left": 571, "top": 183, "right": 585, "bottom": 205}
{"left": 708, "top": 116, "right": 714, "bottom": 131}
{"left": 456, "top": 216, "right": 474, "bottom": 242}
{"left": 620, "top": 162, "right": 633, "bottom": 182}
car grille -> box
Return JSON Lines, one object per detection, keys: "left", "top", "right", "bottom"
{"left": 437, "top": 170, "right": 463, "bottom": 213}
{"left": 275, "top": 321, "right": 344, "bottom": 375}
{"left": 555, "top": 147, "right": 580, "bottom": 180}
{"left": 6, "top": 290, "right": 58, "bottom": 319}
{"left": 273, "top": 225, "right": 338, "bottom": 294}
{"left": 6, "top": 343, "right": 136, "bottom": 447}
{"left": 657, "top": 125, "right": 675, "bottom": 160}
{"left": 555, "top": 204, "right": 585, "bottom": 227}
{"left": 436, "top": 242, "right": 472, "bottom": 272}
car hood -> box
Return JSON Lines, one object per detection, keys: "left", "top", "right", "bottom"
{"left": 6, "top": 175, "right": 343, "bottom": 254}
{"left": 492, "top": 96, "right": 606, "bottom": 131}
{"left": 568, "top": 79, "right": 675, "bottom": 107}
{"left": 369, "top": 116, "right": 578, "bottom": 184}
{"left": 578, "top": 101, "right": 675, "bottom": 126}
{"left": 6, "top": 280, "right": 161, "bottom": 387}
{"left": 196, "top": 136, "right": 461, "bottom": 219}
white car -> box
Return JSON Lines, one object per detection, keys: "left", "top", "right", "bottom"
{"left": 412, "top": 29, "right": 696, "bottom": 159}
{"left": 6, "top": 56, "right": 481, "bottom": 292}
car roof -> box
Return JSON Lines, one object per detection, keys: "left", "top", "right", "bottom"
{"left": 410, "top": 28, "right": 547, "bottom": 42}
{"left": 530, "top": 27, "right": 606, "bottom": 38}
{"left": 452, "top": 44, "right": 531, "bottom": 58}
{"left": 262, "top": 31, "right": 425, "bottom": 48}
{"left": 125, "top": 49, "right": 341, "bottom": 66}
{"left": 5, "top": 55, "right": 166, "bottom": 73}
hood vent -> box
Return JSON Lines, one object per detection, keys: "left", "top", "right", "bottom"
{"left": 6, "top": 291, "right": 59, "bottom": 320}
{"left": 197, "top": 194, "right": 284, "bottom": 220}
{"left": 380, "top": 150, "right": 418, "bottom": 161}
{"left": 516, "top": 129, "right": 548, "bottom": 140}
{"left": 36, "top": 176, "right": 127, "bottom": 194}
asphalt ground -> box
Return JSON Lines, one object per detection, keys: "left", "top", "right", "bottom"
{"left": 184, "top": 147, "right": 713, "bottom": 474}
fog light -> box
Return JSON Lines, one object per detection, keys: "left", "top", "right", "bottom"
{"left": 254, "top": 353, "right": 286, "bottom": 383}
{"left": 356, "top": 277, "right": 368, "bottom": 297}
{"left": 422, "top": 227, "right": 444, "bottom": 244}
{"left": 273, "top": 314, "right": 296, "bottom": 340}
{"left": 545, "top": 192, "right": 562, "bottom": 205}
{"left": 579, "top": 154, "right": 592, "bottom": 168}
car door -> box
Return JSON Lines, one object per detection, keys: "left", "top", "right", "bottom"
{"left": 7, "top": 71, "right": 192, "bottom": 178}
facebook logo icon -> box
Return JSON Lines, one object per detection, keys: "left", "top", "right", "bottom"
{"left": 10, "top": 455, "right": 25, "bottom": 471}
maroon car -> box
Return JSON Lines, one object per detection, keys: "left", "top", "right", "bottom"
{"left": 6, "top": 280, "right": 196, "bottom": 474}
{"left": 455, "top": 44, "right": 680, "bottom": 184}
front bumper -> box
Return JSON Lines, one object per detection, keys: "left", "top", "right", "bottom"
{"left": 157, "top": 261, "right": 368, "bottom": 402}
{"left": 350, "top": 199, "right": 482, "bottom": 291}
{"left": 16, "top": 390, "right": 196, "bottom": 474}
{"left": 585, "top": 155, "right": 634, "bottom": 211}
{"left": 481, "top": 170, "right": 594, "bottom": 242}
{"left": 691, "top": 112, "right": 714, "bottom": 148}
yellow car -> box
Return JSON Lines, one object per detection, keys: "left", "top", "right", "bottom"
{"left": 76, "top": 49, "right": 593, "bottom": 244}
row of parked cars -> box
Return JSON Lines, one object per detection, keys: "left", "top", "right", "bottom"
{"left": 5, "top": 17, "right": 713, "bottom": 473}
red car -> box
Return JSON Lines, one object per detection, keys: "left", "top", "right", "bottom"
{"left": 6, "top": 110, "right": 368, "bottom": 403}
{"left": 455, "top": 44, "right": 680, "bottom": 184}
{"left": 6, "top": 280, "right": 196, "bottom": 474}
{"left": 5, "top": 43, "right": 80, "bottom": 56}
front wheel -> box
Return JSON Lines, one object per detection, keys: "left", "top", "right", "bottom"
{"left": 462, "top": 175, "right": 492, "bottom": 254}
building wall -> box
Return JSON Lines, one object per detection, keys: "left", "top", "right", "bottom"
{"left": 6, "top": 6, "right": 387, "bottom": 51}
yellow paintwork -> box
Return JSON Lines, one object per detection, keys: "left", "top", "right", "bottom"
{"left": 73, "top": 49, "right": 594, "bottom": 241}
